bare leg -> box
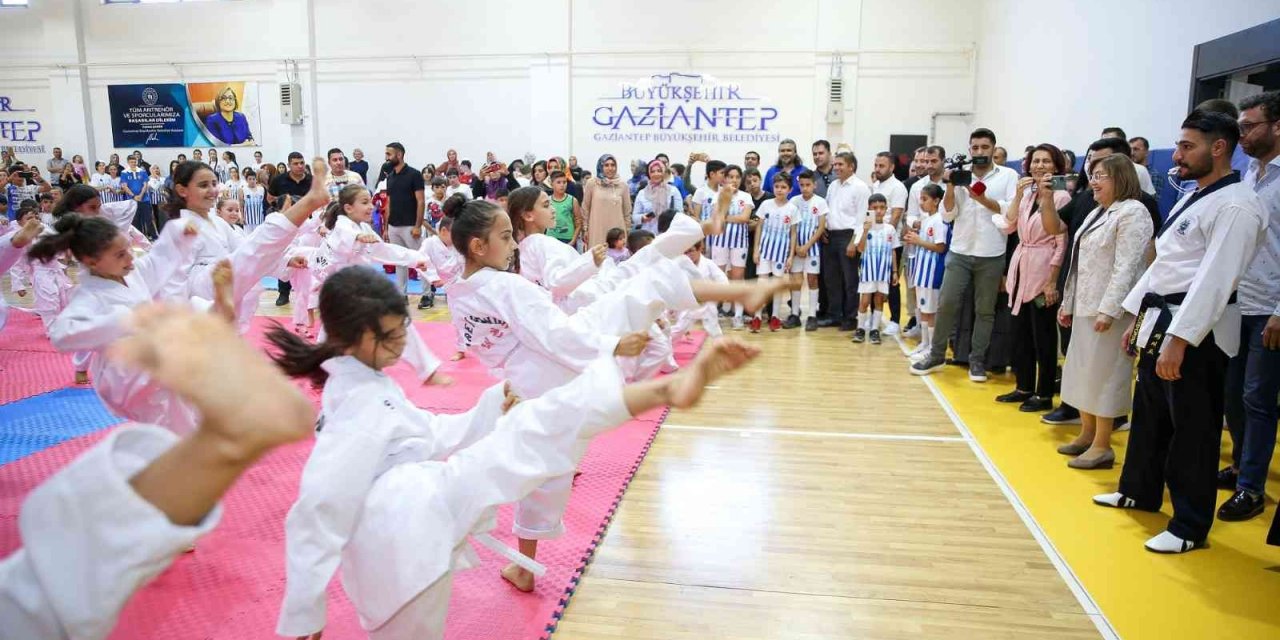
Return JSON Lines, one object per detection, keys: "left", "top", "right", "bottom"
{"left": 1089, "top": 416, "right": 1115, "bottom": 453}
{"left": 502, "top": 538, "right": 539, "bottom": 592}
{"left": 690, "top": 277, "right": 793, "bottom": 316}
{"left": 209, "top": 260, "right": 236, "bottom": 323}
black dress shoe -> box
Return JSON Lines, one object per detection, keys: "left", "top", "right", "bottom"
{"left": 1218, "top": 490, "right": 1264, "bottom": 521}
{"left": 1041, "top": 405, "right": 1081, "bottom": 425}
{"left": 817, "top": 317, "right": 837, "bottom": 328}
{"left": 782, "top": 314, "right": 802, "bottom": 329}
{"left": 804, "top": 317, "right": 818, "bottom": 332}
{"left": 996, "top": 390, "right": 1034, "bottom": 404}
{"left": 274, "top": 280, "right": 292, "bottom": 306}
{"left": 1019, "top": 396, "right": 1054, "bottom": 413}
{"left": 839, "top": 320, "right": 856, "bottom": 332}
{"left": 1217, "top": 466, "right": 1239, "bottom": 490}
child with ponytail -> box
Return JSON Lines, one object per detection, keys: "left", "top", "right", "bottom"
{"left": 445, "top": 196, "right": 788, "bottom": 591}
{"left": 0, "top": 214, "right": 44, "bottom": 331}
{"left": 270, "top": 265, "right": 759, "bottom": 640}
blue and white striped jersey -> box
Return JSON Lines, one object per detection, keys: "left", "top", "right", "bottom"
{"left": 858, "top": 222, "right": 897, "bottom": 283}
{"left": 788, "top": 194, "right": 828, "bottom": 261}
{"left": 710, "top": 190, "right": 754, "bottom": 250}
{"left": 756, "top": 198, "right": 797, "bottom": 264}
{"left": 243, "top": 186, "right": 266, "bottom": 230}
{"left": 910, "top": 213, "right": 950, "bottom": 290}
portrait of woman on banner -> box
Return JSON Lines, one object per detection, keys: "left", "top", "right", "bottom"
{"left": 203, "top": 85, "right": 255, "bottom": 146}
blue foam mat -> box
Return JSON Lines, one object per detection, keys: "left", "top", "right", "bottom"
{"left": 0, "top": 388, "right": 123, "bottom": 465}
{"left": 261, "top": 271, "right": 425, "bottom": 295}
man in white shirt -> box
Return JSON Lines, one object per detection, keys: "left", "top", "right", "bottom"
{"left": 821, "top": 151, "right": 872, "bottom": 331}
{"left": 1101, "top": 127, "right": 1155, "bottom": 195}
{"left": 1093, "top": 110, "right": 1266, "bottom": 554}
{"left": 911, "top": 129, "right": 1016, "bottom": 381}
{"left": 323, "top": 147, "right": 365, "bottom": 201}
{"left": 1218, "top": 91, "right": 1280, "bottom": 524}
{"left": 902, "top": 146, "right": 946, "bottom": 336}
{"left": 872, "top": 152, "right": 909, "bottom": 335}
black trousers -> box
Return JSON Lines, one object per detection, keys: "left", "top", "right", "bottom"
{"left": 132, "top": 201, "right": 156, "bottom": 238}
{"left": 887, "top": 246, "right": 903, "bottom": 323}
{"left": 817, "top": 238, "right": 829, "bottom": 317}
{"left": 821, "top": 230, "right": 859, "bottom": 322}
{"left": 1118, "top": 333, "right": 1227, "bottom": 543}
{"left": 1012, "top": 301, "right": 1059, "bottom": 397}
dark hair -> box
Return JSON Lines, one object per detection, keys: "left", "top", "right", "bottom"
{"left": 163, "top": 161, "right": 215, "bottom": 217}
{"left": 446, "top": 168, "right": 459, "bottom": 177}
{"left": 657, "top": 208, "right": 677, "bottom": 233}
{"left": 1022, "top": 143, "right": 1068, "bottom": 176}
{"left": 1101, "top": 126, "right": 1127, "bottom": 139}
{"left": 437, "top": 214, "right": 455, "bottom": 231}
{"left": 1239, "top": 90, "right": 1280, "bottom": 122}
{"left": 797, "top": 169, "right": 815, "bottom": 182}
{"left": 495, "top": 186, "right": 510, "bottom": 199}
{"left": 450, "top": 197, "right": 505, "bottom": 262}
{"left": 1195, "top": 98, "right": 1239, "bottom": 120}
{"left": 875, "top": 151, "right": 894, "bottom": 162}
{"left": 507, "top": 185, "right": 544, "bottom": 238}
{"left": 1128, "top": 136, "right": 1150, "bottom": 148}
{"left": 670, "top": 163, "right": 686, "bottom": 178}
{"left": 430, "top": 176, "right": 448, "bottom": 188}
{"left": 1181, "top": 109, "right": 1241, "bottom": 153}
{"left": 461, "top": 160, "right": 472, "bottom": 168}
{"left": 53, "top": 184, "right": 99, "bottom": 217}
{"left": 1087, "top": 136, "right": 1132, "bottom": 158}
{"left": 743, "top": 167, "right": 761, "bottom": 181}
{"left": 326, "top": 147, "right": 343, "bottom": 159}
{"left": 386, "top": 142, "right": 405, "bottom": 154}
{"left": 287, "top": 152, "right": 304, "bottom": 163}
{"left": 834, "top": 151, "right": 858, "bottom": 172}
{"left": 627, "top": 229, "right": 655, "bottom": 254}
{"left": 28, "top": 213, "right": 120, "bottom": 264}
{"left": 969, "top": 128, "right": 997, "bottom": 145}
{"left": 812, "top": 140, "right": 831, "bottom": 152}
{"left": 705, "top": 160, "right": 727, "bottom": 178}
{"left": 868, "top": 193, "right": 888, "bottom": 205}
{"left": 724, "top": 163, "right": 744, "bottom": 179}
{"left": 745, "top": 150, "right": 760, "bottom": 161}
{"left": 323, "top": 184, "right": 370, "bottom": 229}
{"left": 921, "top": 184, "right": 944, "bottom": 200}
{"left": 549, "top": 170, "right": 567, "bottom": 182}
{"left": 266, "top": 266, "right": 409, "bottom": 386}
{"left": 606, "top": 227, "right": 626, "bottom": 246}
{"left": 771, "top": 172, "right": 791, "bottom": 187}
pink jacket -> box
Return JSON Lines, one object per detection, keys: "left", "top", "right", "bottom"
{"left": 998, "top": 189, "right": 1069, "bottom": 315}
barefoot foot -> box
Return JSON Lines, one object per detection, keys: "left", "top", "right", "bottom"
{"left": 450, "top": 351, "right": 466, "bottom": 361}
{"left": 210, "top": 259, "right": 236, "bottom": 323}
{"left": 74, "top": 370, "right": 89, "bottom": 385}
{"left": 501, "top": 563, "right": 536, "bottom": 593}
{"left": 666, "top": 338, "right": 761, "bottom": 409}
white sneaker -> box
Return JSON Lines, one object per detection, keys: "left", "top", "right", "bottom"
{"left": 731, "top": 316, "right": 744, "bottom": 330}
{"left": 910, "top": 350, "right": 931, "bottom": 364}
{"left": 903, "top": 326, "right": 921, "bottom": 339}
{"left": 883, "top": 321, "right": 900, "bottom": 336}
{"left": 1144, "top": 530, "right": 1201, "bottom": 554}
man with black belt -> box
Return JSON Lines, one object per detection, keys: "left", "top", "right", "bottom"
{"left": 811, "top": 140, "right": 837, "bottom": 323}
{"left": 822, "top": 151, "right": 870, "bottom": 331}
{"left": 268, "top": 152, "right": 313, "bottom": 306}
{"left": 381, "top": 142, "right": 425, "bottom": 299}
{"left": 1093, "top": 110, "right": 1265, "bottom": 554}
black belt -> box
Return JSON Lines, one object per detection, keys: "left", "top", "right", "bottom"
{"left": 1126, "top": 290, "right": 1236, "bottom": 356}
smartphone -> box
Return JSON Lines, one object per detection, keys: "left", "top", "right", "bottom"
{"left": 1049, "top": 175, "right": 1070, "bottom": 191}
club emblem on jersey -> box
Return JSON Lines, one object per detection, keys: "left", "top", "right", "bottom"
{"left": 927, "top": 228, "right": 934, "bottom": 238}
{"left": 1176, "top": 218, "right": 1192, "bottom": 235}
{"left": 812, "top": 206, "right": 818, "bottom": 214}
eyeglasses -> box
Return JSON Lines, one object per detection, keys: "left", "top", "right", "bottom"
{"left": 1239, "top": 119, "right": 1278, "bottom": 135}
{"left": 1089, "top": 173, "right": 1111, "bottom": 182}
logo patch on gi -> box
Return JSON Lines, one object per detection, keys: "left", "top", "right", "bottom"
{"left": 1176, "top": 218, "right": 1193, "bottom": 235}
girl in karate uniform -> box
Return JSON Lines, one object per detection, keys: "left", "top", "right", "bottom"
{"left": 18, "top": 204, "right": 95, "bottom": 384}
{"left": 671, "top": 239, "right": 729, "bottom": 341}
{"left": 283, "top": 206, "right": 327, "bottom": 337}
{"left": 444, "top": 197, "right": 787, "bottom": 591}
{"left": 269, "top": 265, "right": 761, "bottom": 640}
{"left": 33, "top": 213, "right": 229, "bottom": 434}
{"left": 415, "top": 211, "right": 466, "bottom": 359}
{"left": 0, "top": 216, "right": 44, "bottom": 331}
{"left": 0, "top": 303, "right": 317, "bottom": 640}
{"left": 308, "top": 184, "right": 446, "bottom": 384}
{"left": 507, "top": 186, "right": 606, "bottom": 312}
{"left": 162, "top": 159, "right": 330, "bottom": 333}
{"left": 53, "top": 184, "right": 152, "bottom": 251}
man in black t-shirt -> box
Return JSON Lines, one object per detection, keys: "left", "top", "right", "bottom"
{"left": 267, "top": 152, "right": 313, "bottom": 305}
{"left": 382, "top": 142, "right": 425, "bottom": 297}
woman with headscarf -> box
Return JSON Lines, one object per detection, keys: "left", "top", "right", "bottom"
{"left": 632, "top": 159, "right": 682, "bottom": 234}
{"left": 627, "top": 159, "right": 647, "bottom": 198}
{"left": 582, "top": 154, "right": 633, "bottom": 247}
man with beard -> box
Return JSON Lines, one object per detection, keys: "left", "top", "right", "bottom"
{"left": 1093, "top": 110, "right": 1265, "bottom": 554}
{"left": 764, "top": 139, "right": 807, "bottom": 198}
{"left": 1217, "top": 91, "right": 1280, "bottom": 525}
{"left": 871, "top": 152, "right": 909, "bottom": 335}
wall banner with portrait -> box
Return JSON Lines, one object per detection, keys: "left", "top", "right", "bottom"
{"left": 107, "top": 81, "right": 261, "bottom": 148}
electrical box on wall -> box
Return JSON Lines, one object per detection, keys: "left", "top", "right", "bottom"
{"left": 826, "top": 78, "right": 844, "bottom": 124}
{"left": 280, "top": 82, "right": 303, "bottom": 125}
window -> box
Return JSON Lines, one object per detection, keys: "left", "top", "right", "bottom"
{"left": 0, "top": 0, "right": 31, "bottom": 7}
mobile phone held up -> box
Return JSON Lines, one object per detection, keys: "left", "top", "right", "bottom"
{"left": 1049, "top": 175, "right": 1070, "bottom": 191}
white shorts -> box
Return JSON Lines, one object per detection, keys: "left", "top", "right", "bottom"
{"left": 757, "top": 257, "right": 790, "bottom": 277}
{"left": 916, "top": 287, "right": 940, "bottom": 313}
{"left": 711, "top": 245, "right": 748, "bottom": 269}
{"left": 790, "top": 254, "right": 820, "bottom": 275}
{"left": 858, "top": 280, "right": 889, "bottom": 295}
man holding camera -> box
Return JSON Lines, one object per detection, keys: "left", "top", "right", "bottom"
{"left": 5, "top": 163, "right": 51, "bottom": 219}
{"left": 911, "top": 128, "right": 1017, "bottom": 381}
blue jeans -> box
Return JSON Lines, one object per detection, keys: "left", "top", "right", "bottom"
{"left": 1226, "top": 314, "right": 1280, "bottom": 495}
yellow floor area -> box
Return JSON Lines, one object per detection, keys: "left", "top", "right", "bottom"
{"left": 918, "top": 339, "right": 1280, "bottom": 639}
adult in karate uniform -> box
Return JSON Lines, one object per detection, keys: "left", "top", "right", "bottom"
{"left": 1093, "top": 110, "right": 1267, "bottom": 554}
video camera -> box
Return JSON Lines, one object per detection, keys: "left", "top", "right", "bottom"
{"left": 944, "top": 154, "right": 973, "bottom": 187}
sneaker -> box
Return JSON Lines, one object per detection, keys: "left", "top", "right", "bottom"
{"left": 804, "top": 317, "right": 818, "bottom": 332}
{"left": 869, "top": 329, "right": 881, "bottom": 344}
{"left": 1041, "top": 405, "right": 1082, "bottom": 425}
{"left": 1112, "top": 415, "right": 1130, "bottom": 432}
{"left": 968, "top": 362, "right": 988, "bottom": 382}
{"left": 418, "top": 295, "right": 433, "bottom": 310}
{"left": 768, "top": 316, "right": 782, "bottom": 332}
{"left": 910, "top": 354, "right": 946, "bottom": 375}
{"left": 749, "top": 317, "right": 762, "bottom": 333}
{"left": 910, "top": 351, "right": 931, "bottom": 364}
{"left": 782, "top": 314, "right": 802, "bottom": 329}
{"left": 1018, "top": 396, "right": 1054, "bottom": 413}
{"left": 817, "top": 316, "right": 837, "bottom": 328}
{"left": 903, "top": 325, "right": 921, "bottom": 339}
{"left": 1217, "top": 490, "right": 1265, "bottom": 521}
{"left": 732, "top": 316, "right": 745, "bottom": 330}
{"left": 274, "top": 291, "right": 290, "bottom": 307}
{"left": 1217, "top": 466, "right": 1240, "bottom": 490}
{"left": 839, "top": 319, "right": 856, "bottom": 332}
{"left": 851, "top": 328, "right": 866, "bottom": 343}
{"left": 883, "top": 321, "right": 899, "bottom": 336}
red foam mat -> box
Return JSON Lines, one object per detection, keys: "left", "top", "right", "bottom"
{"left": 0, "top": 316, "right": 705, "bottom": 639}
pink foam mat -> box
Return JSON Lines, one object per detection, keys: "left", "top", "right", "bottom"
{"left": 0, "top": 317, "right": 705, "bottom": 639}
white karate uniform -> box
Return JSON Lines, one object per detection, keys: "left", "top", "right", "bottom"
{"left": 517, "top": 232, "right": 599, "bottom": 310}
{"left": 0, "top": 425, "right": 220, "bottom": 640}
{"left": 672, "top": 255, "right": 727, "bottom": 340}
{"left": 0, "top": 230, "right": 26, "bottom": 331}
{"left": 95, "top": 200, "right": 151, "bottom": 250}
{"left": 418, "top": 235, "right": 464, "bottom": 350}
{"left": 163, "top": 208, "right": 301, "bottom": 333}
{"left": 48, "top": 223, "right": 202, "bottom": 433}
{"left": 448, "top": 258, "right": 698, "bottom": 538}
{"left": 282, "top": 212, "right": 327, "bottom": 328}
{"left": 1124, "top": 181, "right": 1267, "bottom": 357}
{"left": 277, "top": 355, "right": 632, "bottom": 640}
{"left": 24, "top": 225, "right": 74, "bottom": 333}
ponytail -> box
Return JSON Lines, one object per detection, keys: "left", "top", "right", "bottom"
{"left": 264, "top": 324, "right": 342, "bottom": 387}
{"left": 322, "top": 200, "right": 344, "bottom": 230}
{"left": 324, "top": 183, "right": 368, "bottom": 230}
{"left": 53, "top": 184, "right": 99, "bottom": 218}
{"left": 28, "top": 213, "right": 119, "bottom": 264}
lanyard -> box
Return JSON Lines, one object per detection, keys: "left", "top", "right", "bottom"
{"left": 1156, "top": 171, "right": 1240, "bottom": 238}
